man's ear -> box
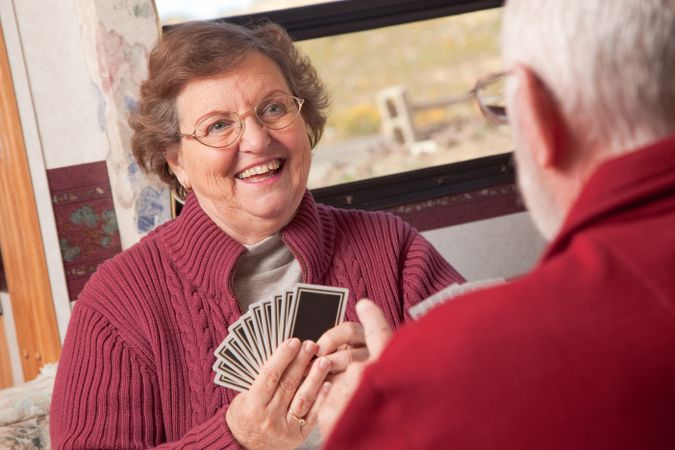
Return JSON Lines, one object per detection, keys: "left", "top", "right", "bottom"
{"left": 511, "top": 65, "right": 567, "bottom": 169}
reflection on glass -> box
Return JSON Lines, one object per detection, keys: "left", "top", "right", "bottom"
{"left": 298, "top": 9, "right": 513, "bottom": 188}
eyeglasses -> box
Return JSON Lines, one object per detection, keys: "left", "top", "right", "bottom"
{"left": 470, "top": 71, "right": 509, "bottom": 125}
{"left": 180, "top": 94, "right": 305, "bottom": 149}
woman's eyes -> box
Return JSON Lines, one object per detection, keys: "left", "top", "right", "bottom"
{"left": 259, "top": 101, "right": 287, "bottom": 117}
{"left": 198, "top": 98, "right": 289, "bottom": 135}
{"left": 205, "top": 118, "right": 236, "bottom": 135}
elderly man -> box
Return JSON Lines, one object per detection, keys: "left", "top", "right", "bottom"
{"left": 316, "top": 0, "right": 675, "bottom": 448}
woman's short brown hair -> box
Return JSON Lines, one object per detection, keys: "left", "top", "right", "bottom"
{"left": 129, "top": 20, "right": 329, "bottom": 193}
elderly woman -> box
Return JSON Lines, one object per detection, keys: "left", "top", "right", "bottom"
{"left": 50, "top": 20, "right": 463, "bottom": 449}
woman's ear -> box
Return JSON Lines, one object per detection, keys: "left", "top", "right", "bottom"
{"left": 511, "top": 65, "right": 567, "bottom": 169}
{"left": 165, "top": 146, "right": 190, "bottom": 190}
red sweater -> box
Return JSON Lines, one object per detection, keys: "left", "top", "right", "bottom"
{"left": 325, "top": 135, "right": 675, "bottom": 450}
{"left": 50, "top": 191, "right": 463, "bottom": 449}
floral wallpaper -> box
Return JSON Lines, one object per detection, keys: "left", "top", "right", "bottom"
{"left": 47, "top": 162, "right": 122, "bottom": 301}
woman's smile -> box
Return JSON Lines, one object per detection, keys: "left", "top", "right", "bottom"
{"left": 236, "top": 158, "right": 285, "bottom": 183}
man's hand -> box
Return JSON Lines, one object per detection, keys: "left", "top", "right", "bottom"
{"left": 317, "top": 299, "right": 393, "bottom": 438}
{"left": 314, "top": 321, "right": 368, "bottom": 373}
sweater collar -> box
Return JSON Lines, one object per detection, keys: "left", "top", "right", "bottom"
{"left": 160, "top": 190, "right": 334, "bottom": 298}
{"left": 543, "top": 133, "right": 675, "bottom": 260}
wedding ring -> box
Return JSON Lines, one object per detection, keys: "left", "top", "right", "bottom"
{"left": 288, "top": 410, "right": 306, "bottom": 427}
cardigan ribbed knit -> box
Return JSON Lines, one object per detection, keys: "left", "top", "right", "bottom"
{"left": 50, "top": 191, "right": 463, "bottom": 449}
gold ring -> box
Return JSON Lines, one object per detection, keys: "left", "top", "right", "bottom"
{"left": 288, "top": 410, "right": 306, "bottom": 427}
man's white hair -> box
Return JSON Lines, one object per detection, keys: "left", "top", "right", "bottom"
{"left": 502, "top": 0, "right": 675, "bottom": 155}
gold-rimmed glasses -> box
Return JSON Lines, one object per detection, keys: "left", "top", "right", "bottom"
{"left": 470, "top": 71, "right": 509, "bottom": 124}
{"left": 180, "top": 94, "right": 305, "bottom": 149}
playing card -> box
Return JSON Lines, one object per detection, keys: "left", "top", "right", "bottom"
{"left": 213, "top": 364, "right": 253, "bottom": 393}
{"left": 241, "top": 314, "right": 266, "bottom": 370}
{"left": 229, "top": 320, "right": 261, "bottom": 371}
{"left": 214, "top": 372, "right": 250, "bottom": 393}
{"left": 274, "top": 294, "right": 284, "bottom": 347}
{"left": 264, "top": 298, "right": 276, "bottom": 358}
{"left": 289, "top": 284, "right": 348, "bottom": 342}
{"left": 213, "top": 283, "right": 350, "bottom": 392}
{"left": 214, "top": 334, "right": 258, "bottom": 380}
{"left": 229, "top": 334, "right": 260, "bottom": 376}
{"left": 282, "top": 290, "right": 295, "bottom": 343}
{"left": 213, "top": 348, "right": 256, "bottom": 384}
{"left": 251, "top": 302, "right": 271, "bottom": 361}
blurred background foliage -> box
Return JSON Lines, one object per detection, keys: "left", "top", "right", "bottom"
{"left": 297, "top": 9, "right": 504, "bottom": 143}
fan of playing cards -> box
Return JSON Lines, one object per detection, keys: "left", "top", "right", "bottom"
{"left": 213, "top": 283, "right": 349, "bottom": 392}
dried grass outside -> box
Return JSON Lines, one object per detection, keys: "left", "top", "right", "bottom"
{"left": 298, "top": 9, "right": 513, "bottom": 188}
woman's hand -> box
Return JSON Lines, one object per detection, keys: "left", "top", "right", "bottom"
{"left": 225, "top": 338, "right": 332, "bottom": 450}
{"left": 316, "top": 322, "right": 369, "bottom": 373}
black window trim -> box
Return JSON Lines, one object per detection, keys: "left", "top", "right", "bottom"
{"left": 311, "top": 152, "right": 514, "bottom": 211}
{"left": 216, "top": 0, "right": 505, "bottom": 40}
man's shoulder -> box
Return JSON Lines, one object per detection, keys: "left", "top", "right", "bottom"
{"left": 371, "top": 237, "right": 675, "bottom": 389}
{"left": 384, "top": 272, "right": 553, "bottom": 356}
{"left": 392, "top": 240, "right": 648, "bottom": 339}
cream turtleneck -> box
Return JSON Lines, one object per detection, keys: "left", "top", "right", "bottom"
{"left": 233, "top": 233, "right": 302, "bottom": 312}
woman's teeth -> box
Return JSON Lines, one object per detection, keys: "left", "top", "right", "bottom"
{"left": 237, "top": 159, "right": 281, "bottom": 180}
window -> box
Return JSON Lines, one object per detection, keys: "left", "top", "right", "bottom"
{"left": 158, "top": 0, "right": 518, "bottom": 221}
{"left": 296, "top": 10, "right": 511, "bottom": 188}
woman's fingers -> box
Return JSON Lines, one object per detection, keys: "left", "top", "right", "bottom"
{"left": 226, "top": 338, "right": 327, "bottom": 449}
{"left": 316, "top": 322, "right": 365, "bottom": 356}
{"left": 248, "top": 338, "right": 302, "bottom": 407}
{"left": 287, "top": 356, "right": 331, "bottom": 419}
{"left": 268, "top": 340, "right": 318, "bottom": 410}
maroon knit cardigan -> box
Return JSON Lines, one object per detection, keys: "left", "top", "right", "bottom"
{"left": 51, "top": 191, "right": 463, "bottom": 449}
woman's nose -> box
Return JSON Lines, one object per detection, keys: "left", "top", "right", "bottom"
{"left": 237, "top": 113, "right": 271, "bottom": 153}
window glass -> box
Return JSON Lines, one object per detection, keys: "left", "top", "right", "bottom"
{"left": 155, "top": 0, "right": 341, "bottom": 24}
{"left": 299, "top": 9, "right": 512, "bottom": 188}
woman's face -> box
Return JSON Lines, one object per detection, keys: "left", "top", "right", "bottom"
{"left": 168, "top": 52, "right": 313, "bottom": 243}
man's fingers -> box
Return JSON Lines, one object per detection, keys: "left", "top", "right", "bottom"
{"left": 305, "top": 380, "right": 332, "bottom": 436}
{"left": 324, "top": 347, "right": 369, "bottom": 373}
{"left": 316, "top": 322, "right": 365, "bottom": 356}
{"left": 356, "top": 299, "right": 393, "bottom": 359}
{"left": 317, "top": 363, "right": 365, "bottom": 438}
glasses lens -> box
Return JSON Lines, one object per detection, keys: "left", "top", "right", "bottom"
{"left": 476, "top": 74, "right": 507, "bottom": 124}
{"left": 256, "top": 95, "right": 303, "bottom": 130}
{"left": 195, "top": 112, "right": 243, "bottom": 148}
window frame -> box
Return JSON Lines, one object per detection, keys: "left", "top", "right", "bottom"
{"left": 217, "top": 0, "right": 504, "bottom": 40}
{"left": 311, "top": 152, "right": 513, "bottom": 210}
